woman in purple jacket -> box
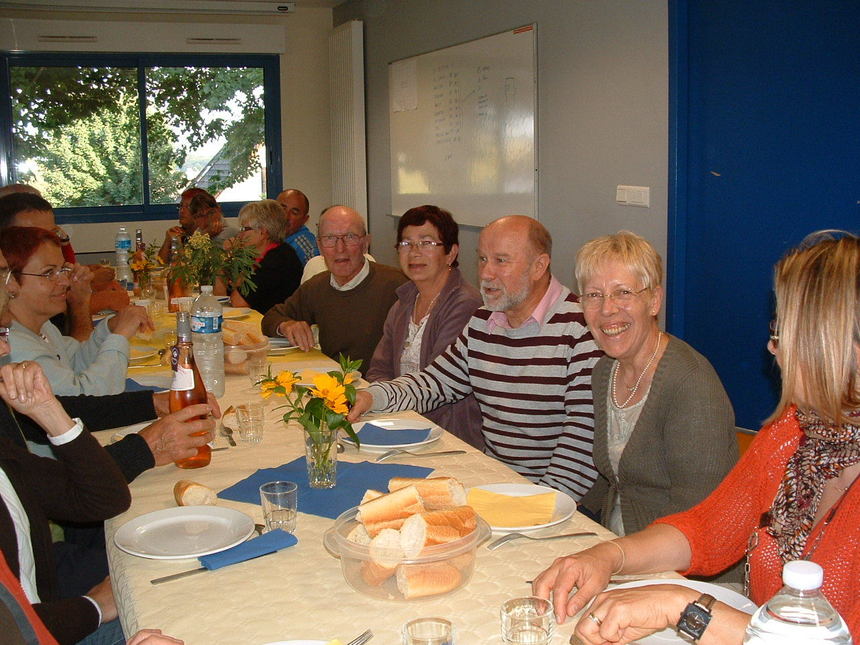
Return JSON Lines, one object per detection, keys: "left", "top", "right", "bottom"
{"left": 366, "top": 205, "right": 484, "bottom": 449}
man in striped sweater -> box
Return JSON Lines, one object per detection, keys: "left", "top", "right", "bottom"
{"left": 349, "top": 216, "right": 602, "bottom": 500}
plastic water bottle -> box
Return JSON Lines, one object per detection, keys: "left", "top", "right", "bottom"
{"left": 744, "top": 560, "right": 852, "bottom": 644}
{"left": 115, "top": 227, "right": 133, "bottom": 290}
{"left": 190, "top": 285, "right": 224, "bottom": 398}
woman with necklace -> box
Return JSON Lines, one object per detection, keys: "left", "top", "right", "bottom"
{"left": 575, "top": 231, "right": 737, "bottom": 537}
{"left": 536, "top": 230, "right": 860, "bottom": 642}
{"left": 366, "top": 205, "right": 483, "bottom": 449}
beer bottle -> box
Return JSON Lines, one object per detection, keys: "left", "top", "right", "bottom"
{"left": 169, "top": 311, "right": 211, "bottom": 468}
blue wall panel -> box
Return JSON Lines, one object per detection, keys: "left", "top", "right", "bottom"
{"left": 670, "top": 1, "right": 860, "bottom": 428}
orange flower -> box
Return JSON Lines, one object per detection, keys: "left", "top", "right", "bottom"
{"left": 309, "top": 374, "right": 348, "bottom": 415}
{"left": 275, "top": 370, "right": 300, "bottom": 394}
{"left": 259, "top": 380, "right": 281, "bottom": 399}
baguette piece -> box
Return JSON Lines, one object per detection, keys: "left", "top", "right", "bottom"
{"left": 360, "top": 489, "right": 384, "bottom": 505}
{"left": 399, "top": 506, "right": 477, "bottom": 557}
{"left": 360, "top": 560, "right": 396, "bottom": 587}
{"left": 395, "top": 562, "right": 462, "bottom": 599}
{"left": 346, "top": 523, "right": 372, "bottom": 546}
{"left": 173, "top": 480, "right": 216, "bottom": 506}
{"left": 368, "top": 528, "right": 404, "bottom": 568}
{"left": 388, "top": 477, "right": 466, "bottom": 509}
{"left": 358, "top": 485, "right": 425, "bottom": 536}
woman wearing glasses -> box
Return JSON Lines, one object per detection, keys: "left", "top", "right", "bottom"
{"left": 220, "top": 199, "right": 302, "bottom": 314}
{"left": 536, "top": 230, "right": 860, "bottom": 643}
{"left": 575, "top": 231, "right": 737, "bottom": 536}
{"left": 0, "top": 226, "right": 152, "bottom": 396}
{"left": 365, "top": 205, "right": 484, "bottom": 449}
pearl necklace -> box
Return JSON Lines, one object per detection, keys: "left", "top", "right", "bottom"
{"left": 611, "top": 331, "right": 663, "bottom": 408}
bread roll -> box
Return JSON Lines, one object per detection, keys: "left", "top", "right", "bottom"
{"left": 173, "top": 480, "right": 216, "bottom": 506}
{"left": 346, "top": 523, "right": 372, "bottom": 546}
{"left": 395, "top": 562, "right": 462, "bottom": 599}
{"left": 357, "top": 485, "right": 424, "bottom": 536}
{"left": 368, "top": 528, "right": 404, "bottom": 568}
{"left": 360, "top": 560, "right": 396, "bottom": 586}
{"left": 399, "top": 506, "right": 477, "bottom": 557}
{"left": 388, "top": 477, "right": 467, "bottom": 509}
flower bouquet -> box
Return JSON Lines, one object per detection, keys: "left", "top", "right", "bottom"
{"left": 169, "top": 230, "right": 259, "bottom": 295}
{"left": 257, "top": 354, "right": 362, "bottom": 488}
{"left": 129, "top": 240, "right": 162, "bottom": 298}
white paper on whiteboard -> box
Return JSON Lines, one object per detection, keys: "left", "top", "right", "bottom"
{"left": 390, "top": 58, "right": 417, "bottom": 112}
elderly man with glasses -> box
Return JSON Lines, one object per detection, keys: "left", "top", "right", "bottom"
{"left": 261, "top": 205, "right": 407, "bottom": 370}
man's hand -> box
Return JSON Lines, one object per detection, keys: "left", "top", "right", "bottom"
{"left": 138, "top": 404, "right": 215, "bottom": 466}
{"left": 86, "top": 577, "right": 118, "bottom": 624}
{"left": 276, "top": 320, "right": 315, "bottom": 351}
{"left": 107, "top": 305, "right": 154, "bottom": 338}
{"left": 346, "top": 390, "right": 373, "bottom": 422}
{"left": 152, "top": 391, "right": 221, "bottom": 419}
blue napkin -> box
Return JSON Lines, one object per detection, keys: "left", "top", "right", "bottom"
{"left": 346, "top": 422, "right": 431, "bottom": 446}
{"left": 218, "top": 457, "right": 434, "bottom": 519}
{"left": 198, "top": 528, "right": 297, "bottom": 570}
{"left": 125, "top": 378, "right": 159, "bottom": 392}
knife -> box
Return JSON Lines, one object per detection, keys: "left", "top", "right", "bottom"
{"left": 151, "top": 532, "right": 269, "bottom": 585}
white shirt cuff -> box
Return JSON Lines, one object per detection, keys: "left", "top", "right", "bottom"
{"left": 82, "top": 594, "right": 103, "bottom": 626}
{"left": 48, "top": 418, "right": 84, "bottom": 446}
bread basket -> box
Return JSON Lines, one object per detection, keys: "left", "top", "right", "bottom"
{"left": 323, "top": 506, "right": 490, "bottom": 601}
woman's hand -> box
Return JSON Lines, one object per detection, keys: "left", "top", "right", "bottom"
{"left": 0, "top": 360, "right": 57, "bottom": 413}
{"left": 127, "top": 630, "right": 184, "bottom": 645}
{"left": 572, "top": 584, "right": 696, "bottom": 644}
{"left": 108, "top": 305, "right": 154, "bottom": 338}
{"left": 533, "top": 542, "right": 622, "bottom": 623}
{"left": 346, "top": 390, "right": 372, "bottom": 423}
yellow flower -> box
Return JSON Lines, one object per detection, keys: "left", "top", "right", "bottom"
{"left": 187, "top": 230, "right": 211, "bottom": 250}
{"left": 309, "top": 374, "right": 348, "bottom": 415}
{"left": 342, "top": 371, "right": 355, "bottom": 385}
{"left": 259, "top": 381, "right": 281, "bottom": 399}
{"left": 275, "top": 370, "right": 300, "bottom": 393}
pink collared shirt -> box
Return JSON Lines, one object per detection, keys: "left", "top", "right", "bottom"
{"left": 487, "top": 276, "right": 564, "bottom": 332}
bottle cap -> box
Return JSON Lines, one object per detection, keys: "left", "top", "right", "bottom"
{"left": 783, "top": 560, "right": 823, "bottom": 590}
{"left": 201, "top": 285, "right": 213, "bottom": 295}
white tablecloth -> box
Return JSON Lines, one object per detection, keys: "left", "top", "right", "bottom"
{"left": 102, "top": 352, "right": 677, "bottom": 644}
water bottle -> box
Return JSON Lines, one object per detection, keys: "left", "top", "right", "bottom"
{"left": 115, "top": 226, "right": 132, "bottom": 254}
{"left": 744, "top": 560, "right": 852, "bottom": 644}
{"left": 115, "top": 226, "right": 133, "bottom": 290}
{"left": 190, "top": 285, "right": 224, "bottom": 398}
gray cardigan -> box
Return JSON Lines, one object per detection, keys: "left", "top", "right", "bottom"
{"left": 579, "top": 334, "right": 738, "bottom": 535}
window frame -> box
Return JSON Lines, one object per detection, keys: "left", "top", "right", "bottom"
{"left": 0, "top": 51, "right": 282, "bottom": 224}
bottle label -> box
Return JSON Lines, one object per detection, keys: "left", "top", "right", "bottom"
{"left": 171, "top": 365, "right": 195, "bottom": 391}
{"left": 115, "top": 239, "right": 132, "bottom": 251}
{"left": 191, "top": 314, "right": 223, "bottom": 334}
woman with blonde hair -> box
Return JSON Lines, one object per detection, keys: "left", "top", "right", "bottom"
{"left": 575, "top": 230, "right": 737, "bottom": 536}
{"left": 221, "top": 199, "right": 302, "bottom": 314}
{"left": 535, "top": 230, "right": 860, "bottom": 642}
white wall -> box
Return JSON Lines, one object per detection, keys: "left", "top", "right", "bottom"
{"left": 335, "top": 0, "right": 668, "bottom": 289}
{"left": 0, "top": 7, "right": 334, "bottom": 255}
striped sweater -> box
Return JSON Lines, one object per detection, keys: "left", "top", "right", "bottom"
{"left": 367, "top": 286, "right": 602, "bottom": 500}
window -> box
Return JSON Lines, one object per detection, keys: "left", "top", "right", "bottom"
{"left": 0, "top": 53, "right": 281, "bottom": 222}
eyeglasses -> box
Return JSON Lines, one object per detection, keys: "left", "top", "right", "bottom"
{"left": 18, "top": 265, "right": 73, "bottom": 282}
{"left": 0, "top": 267, "right": 11, "bottom": 286}
{"left": 581, "top": 287, "right": 649, "bottom": 309}
{"left": 319, "top": 233, "right": 364, "bottom": 248}
{"left": 239, "top": 226, "right": 256, "bottom": 232}
{"left": 769, "top": 320, "right": 779, "bottom": 347}
{"left": 395, "top": 240, "right": 445, "bottom": 252}
{"left": 0, "top": 327, "right": 8, "bottom": 343}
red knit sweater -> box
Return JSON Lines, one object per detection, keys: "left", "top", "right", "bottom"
{"left": 656, "top": 407, "right": 859, "bottom": 637}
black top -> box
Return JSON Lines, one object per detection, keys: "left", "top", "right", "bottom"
{"left": 244, "top": 243, "right": 303, "bottom": 315}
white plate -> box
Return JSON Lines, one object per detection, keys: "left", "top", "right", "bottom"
{"left": 468, "top": 483, "right": 577, "bottom": 532}
{"left": 608, "top": 580, "right": 756, "bottom": 643}
{"left": 261, "top": 641, "right": 326, "bottom": 645}
{"left": 110, "top": 421, "right": 150, "bottom": 443}
{"left": 268, "top": 337, "right": 296, "bottom": 348}
{"left": 114, "top": 506, "right": 254, "bottom": 560}
{"left": 342, "top": 417, "right": 441, "bottom": 453}
{"left": 223, "top": 307, "right": 251, "bottom": 319}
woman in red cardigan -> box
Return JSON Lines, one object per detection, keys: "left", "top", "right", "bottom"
{"left": 534, "top": 230, "right": 860, "bottom": 643}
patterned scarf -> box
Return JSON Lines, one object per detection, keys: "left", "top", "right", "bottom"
{"left": 767, "top": 407, "right": 860, "bottom": 561}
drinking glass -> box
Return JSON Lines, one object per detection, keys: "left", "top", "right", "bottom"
{"left": 259, "top": 481, "right": 297, "bottom": 534}
{"left": 247, "top": 356, "right": 269, "bottom": 389}
{"left": 402, "top": 617, "right": 454, "bottom": 645}
{"left": 235, "top": 400, "right": 265, "bottom": 444}
{"left": 500, "top": 597, "right": 554, "bottom": 645}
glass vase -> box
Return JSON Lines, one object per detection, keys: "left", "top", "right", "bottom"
{"left": 303, "top": 419, "right": 337, "bottom": 489}
{"left": 138, "top": 271, "right": 156, "bottom": 299}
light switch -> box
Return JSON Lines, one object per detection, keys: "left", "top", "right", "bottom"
{"left": 615, "top": 185, "right": 650, "bottom": 208}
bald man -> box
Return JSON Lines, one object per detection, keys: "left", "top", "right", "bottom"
{"left": 349, "top": 215, "right": 603, "bottom": 501}
{"left": 261, "top": 205, "right": 406, "bottom": 369}
{"left": 276, "top": 188, "right": 319, "bottom": 265}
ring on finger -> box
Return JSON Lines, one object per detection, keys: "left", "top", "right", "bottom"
{"left": 588, "top": 613, "right": 603, "bottom": 627}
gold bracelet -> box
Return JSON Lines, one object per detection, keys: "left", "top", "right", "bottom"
{"left": 605, "top": 540, "right": 626, "bottom": 574}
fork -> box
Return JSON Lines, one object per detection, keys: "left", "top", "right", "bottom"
{"left": 220, "top": 405, "right": 237, "bottom": 447}
{"left": 486, "top": 530, "right": 598, "bottom": 551}
{"left": 374, "top": 448, "right": 466, "bottom": 463}
{"left": 346, "top": 629, "right": 373, "bottom": 645}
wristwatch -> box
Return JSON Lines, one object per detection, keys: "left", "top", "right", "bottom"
{"left": 676, "top": 593, "right": 715, "bottom": 641}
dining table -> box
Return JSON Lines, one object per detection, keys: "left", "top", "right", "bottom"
{"left": 102, "top": 327, "right": 680, "bottom": 644}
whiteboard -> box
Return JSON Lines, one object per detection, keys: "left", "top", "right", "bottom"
{"left": 389, "top": 25, "right": 536, "bottom": 227}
